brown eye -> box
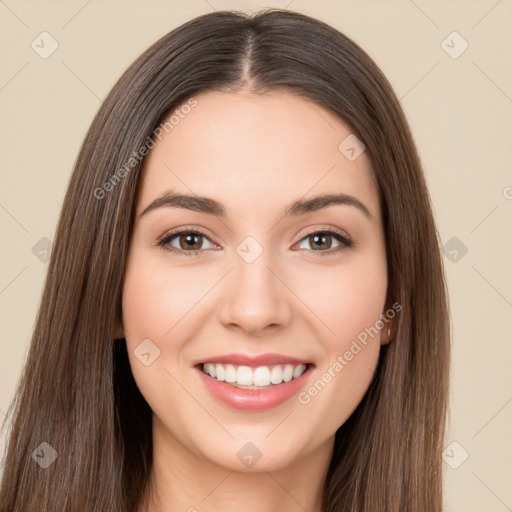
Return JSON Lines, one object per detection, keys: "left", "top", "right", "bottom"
{"left": 158, "top": 229, "right": 217, "bottom": 256}
{"left": 295, "top": 229, "right": 353, "bottom": 256}
{"left": 178, "top": 233, "right": 203, "bottom": 250}
{"left": 308, "top": 233, "right": 333, "bottom": 250}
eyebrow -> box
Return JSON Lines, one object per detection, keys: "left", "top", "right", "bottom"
{"left": 139, "top": 190, "right": 374, "bottom": 221}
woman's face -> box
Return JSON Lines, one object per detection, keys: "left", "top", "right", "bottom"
{"left": 121, "top": 89, "right": 388, "bottom": 472}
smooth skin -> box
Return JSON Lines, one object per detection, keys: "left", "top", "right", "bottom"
{"left": 117, "top": 89, "right": 390, "bottom": 512}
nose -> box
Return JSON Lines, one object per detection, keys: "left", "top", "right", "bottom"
{"left": 218, "top": 253, "right": 293, "bottom": 336}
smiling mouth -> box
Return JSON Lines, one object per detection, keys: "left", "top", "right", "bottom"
{"left": 197, "top": 362, "right": 313, "bottom": 389}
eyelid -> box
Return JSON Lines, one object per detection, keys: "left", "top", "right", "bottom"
{"left": 296, "top": 225, "right": 352, "bottom": 244}
{"left": 291, "top": 225, "right": 353, "bottom": 256}
{"left": 160, "top": 225, "right": 217, "bottom": 241}
{"left": 157, "top": 225, "right": 220, "bottom": 255}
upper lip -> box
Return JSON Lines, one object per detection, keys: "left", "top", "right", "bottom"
{"left": 193, "top": 353, "right": 314, "bottom": 368}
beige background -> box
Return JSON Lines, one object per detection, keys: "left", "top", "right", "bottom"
{"left": 1, "top": 1, "right": 511, "bottom": 510}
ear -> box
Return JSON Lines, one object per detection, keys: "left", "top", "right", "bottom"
{"left": 379, "top": 321, "right": 394, "bottom": 346}
{"left": 379, "top": 299, "right": 398, "bottom": 346}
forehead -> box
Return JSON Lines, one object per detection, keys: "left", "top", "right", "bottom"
{"left": 136, "top": 89, "right": 380, "bottom": 221}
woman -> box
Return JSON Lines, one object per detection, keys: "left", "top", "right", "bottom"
{"left": 0, "top": 9, "right": 450, "bottom": 512}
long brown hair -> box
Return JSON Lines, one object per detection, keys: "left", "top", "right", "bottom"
{"left": 0, "top": 9, "right": 450, "bottom": 511}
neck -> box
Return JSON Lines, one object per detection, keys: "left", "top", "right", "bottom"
{"left": 140, "top": 415, "right": 333, "bottom": 512}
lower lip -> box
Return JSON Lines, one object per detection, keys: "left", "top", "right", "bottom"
{"left": 195, "top": 365, "right": 314, "bottom": 411}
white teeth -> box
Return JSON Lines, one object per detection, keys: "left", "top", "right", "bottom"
{"left": 204, "top": 363, "right": 215, "bottom": 378}
{"left": 224, "top": 364, "right": 237, "bottom": 383}
{"left": 293, "top": 364, "right": 306, "bottom": 378}
{"left": 253, "top": 366, "right": 271, "bottom": 386}
{"left": 283, "top": 364, "right": 294, "bottom": 382}
{"left": 236, "top": 366, "right": 253, "bottom": 385}
{"left": 270, "top": 365, "right": 283, "bottom": 384}
{"left": 201, "top": 362, "right": 308, "bottom": 386}
{"left": 215, "top": 363, "right": 225, "bottom": 382}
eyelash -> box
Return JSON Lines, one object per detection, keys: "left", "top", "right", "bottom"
{"left": 157, "top": 226, "right": 353, "bottom": 257}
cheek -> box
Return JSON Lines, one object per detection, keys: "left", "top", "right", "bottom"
{"left": 122, "top": 251, "right": 206, "bottom": 339}
{"left": 121, "top": 250, "right": 219, "bottom": 395}
{"left": 122, "top": 267, "right": 160, "bottom": 338}
{"left": 303, "top": 254, "right": 387, "bottom": 347}
{"left": 293, "top": 253, "right": 387, "bottom": 422}
{"left": 121, "top": 252, "right": 195, "bottom": 418}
